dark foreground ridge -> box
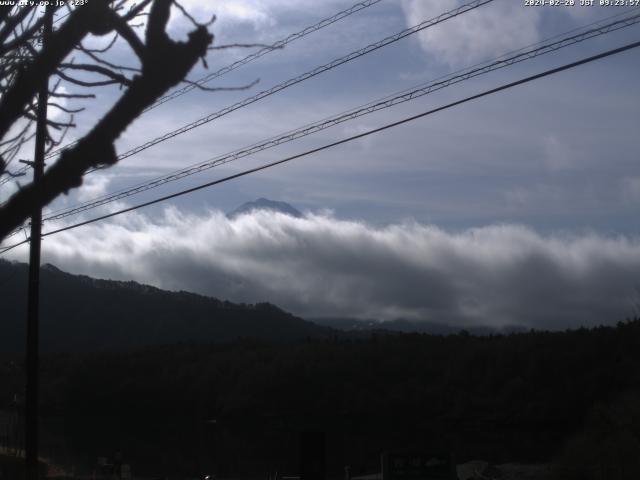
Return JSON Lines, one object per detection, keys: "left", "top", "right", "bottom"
{"left": 0, "top": 259, "right": 332, "bottom": 353}
{"left": 0, "top": 319, "right": 637, "bottom": 479}
{"left": 1, "top": 259, "right": 639, "bottom": 479}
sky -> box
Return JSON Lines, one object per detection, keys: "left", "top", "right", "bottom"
{"left": 2, "top": 0, "right": 640, "bottom": 329}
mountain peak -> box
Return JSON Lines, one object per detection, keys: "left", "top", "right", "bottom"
{"left": 227, "top": 198, "right": 303, "bottom": 219}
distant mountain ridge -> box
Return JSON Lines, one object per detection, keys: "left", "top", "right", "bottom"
{"left": 0, "top": 256, "right": 529, "bottom": 356}
{"left": 311, "top": 317, "right": 528, "bottom": 336}
{"left": 227, "top": 198, "right": 303, "bottom": 219}
{"left": 0, "top": 260, "right": 332, "bottom": 353}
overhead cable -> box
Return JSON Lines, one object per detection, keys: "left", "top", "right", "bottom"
{"left": 2, "top": 38, "right": 637, "bottom": 254}
{"left": 41, "top": 0, "right": 386, "bottom": 161}
{"left": 146, "top": 0, "right": 386, "bottom": 112}
{"left": 41, "top": 10, "right": 640, "bottom": 222}
{"left": 48, "top": 0, "right": 495, "bottom": 165}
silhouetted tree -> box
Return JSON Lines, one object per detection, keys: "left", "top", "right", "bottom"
{"left": 0, "top": 0, "right": 215, "bottom": 241}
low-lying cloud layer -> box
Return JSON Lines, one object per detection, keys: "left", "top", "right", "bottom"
{"left": 10, "top": 207, "right": 639, "bottom": 329}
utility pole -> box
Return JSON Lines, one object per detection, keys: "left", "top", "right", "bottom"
{"left": 25, "top": 6, "right": 53, "bottom": 480}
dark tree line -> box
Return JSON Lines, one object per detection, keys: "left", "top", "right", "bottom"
{"left": 2, "top": 319, "right": 635, "bottom": 477}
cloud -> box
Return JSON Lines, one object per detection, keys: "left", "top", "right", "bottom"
{"left": 76, "top": 174, "right": 112, "bottom": 202}
{"left": 621, "top": 177, "right": 640, "bottom": 204}
{"left": 170, "top": 0, "right": 348, "bottom": 40}
{"left": 8, "top": 207, "right": 639, "bottom": 329}
{"left": 543, "top": 135, "right": 575, "bottom": 171}
{"left": 169, "top": 0, "right": 273, "bottom": 36}
{"left": 400, "top": 0, "right": 542, "bottom": 67}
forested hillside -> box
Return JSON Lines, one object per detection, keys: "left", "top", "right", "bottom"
{"left": 1, "top": 259, "right": 639, "bottom": 478}
{"left": 7, "top": 320, "right": 636, "bottom": 478}
{"left": 0, "top": 260, "right": 332, "bottom": 353}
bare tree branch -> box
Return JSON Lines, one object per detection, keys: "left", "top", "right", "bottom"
{"left": 76, "top": 44, "right": 141, "bottom": 72}
{"left": 122, "top": 0, "right": 154, "bottom": 21}
{"left": 79, "top": 32, "right": 118, "bottom": 53}
{"left": 47, "top": 102, "right": 85, "bottom": 114}
{"left": 0, "top": 11, "right": 51, "bottom": 56}
{"left": 49, "top": 91, "right": 96, "bottom": 99}
{"left": 180, "top": 76, "right": 259, "bottom": 92}
{"left": 0, "top": 0, "right": 214, "bottom": 240}
{"left": 0, "top": 1, "right": 112, "bottom": 140}
{"left": 0, "top": 6, "right": 36, "bottom": 45}
{"left": 55, "top": 69, "right": 123, "bottom": 88}
{"left": 107, "top": 9, "right": 146, "bottom": 60}
{"left": 59, "top": 63, "right": 134, "bottom": 86}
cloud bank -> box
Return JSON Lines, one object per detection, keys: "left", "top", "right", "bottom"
{"left": 9, "top": 207, "right": 638, "bottom": 329}
{"left": 401, "top": 0, "right": 542, "bottom": 67}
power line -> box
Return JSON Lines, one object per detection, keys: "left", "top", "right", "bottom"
{"left": 6, "top": 4, "right": 639, "bottom": 237}
{"left": 62, "top": 0, "right": 495, "bottom": 166}
{"left": 146, "top": 0, "right": 385, "bottom": 112}
{"left": 29, "top": 7, "right": 640, "bottom": 215}
{"left": 3, "top": 0, "right": 489, "bottom": 193}
{"left": 1, "top": 225, "right": 26, "bottom": 241}
{"left": 40, "top": 10, "right": 640, "bottom": 223}
{"left": 41, "top": 0, "right": 386, "bottom": 161}
{"left": 0, "top": 240, "right": 26, "bottom": 254}
{"left": 0, "top": 166, "right": 29, "bottom": 186}
{"left": 3, "top": 38, "right": 637, "bottom": 254}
